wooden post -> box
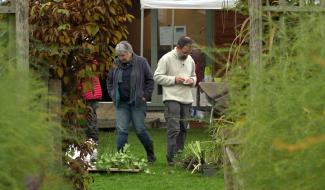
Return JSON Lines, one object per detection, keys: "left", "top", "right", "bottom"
{"left": 249, "top": 0, "right": 262, "bottom": 65}
{"left": 249, "top": 0, "right": 263, "bottom": 105}
{"left": 15, "top": 0, "right": 29, "bottom": 74}
{"left": 8, "top": 13, "right": 16, "bottom": 64}
{"left": 222, "top": 130, "right": 235, "bottom": 190}
{"left": 249, "top": 0, "right": 262, "bottom": 68}
{"left": 48, "top": 80, "right": 62, "bottom": 167}
{"left": 226, "top": 147, "right": 240, "bottom": 174}
{"left": 223, "top": 145, "right": 235, "bottom": 190}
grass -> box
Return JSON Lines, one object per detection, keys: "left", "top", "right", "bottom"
{"left": 90, "top": 127, "right": 224, "bottom": 190}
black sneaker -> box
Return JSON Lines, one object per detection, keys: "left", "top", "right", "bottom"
{"left": 147, "top": 154, "right": 156, "bottom": 164}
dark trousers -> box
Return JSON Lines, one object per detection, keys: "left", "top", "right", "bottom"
{"left": 86, "top": 101, "right": 99, "bottom": 142}
{"left": 164, "top": 100, "right": 191, "bottom": 162}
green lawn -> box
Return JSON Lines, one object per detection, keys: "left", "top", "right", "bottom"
{"left": 90, "top": 127, "right": 224, "bottom": 190}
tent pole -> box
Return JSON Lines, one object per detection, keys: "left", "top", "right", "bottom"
{"left": 140, "top": 8, "right": 144, "bottom": 56}
{"left": 171, "top": 9, "right": 175, "bottom": 49}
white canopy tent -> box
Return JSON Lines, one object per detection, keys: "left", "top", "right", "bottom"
{"left": 140, "top": 0, "right": 236, "bottom": 10}
{"left": 139, "top": 0, "right": 236, "bottom": 55}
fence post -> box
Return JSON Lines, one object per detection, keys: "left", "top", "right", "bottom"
{"left": 8, "top": 1, "right": 15, "bottom": 63}
{"left": 48, "top": 80, "right": 62, "bottom": 167}
{"left": 15, "top": 0, "right": 29, "bottom": 74}
{"left": 249, "top": 0, "right": 263, "bottom": 103}
{"left": 223, "top": 130, "right": 235, "bottom": 190}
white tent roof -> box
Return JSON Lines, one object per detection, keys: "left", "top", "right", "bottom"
{"left": 140, "top": 0, "right": 236, "bottom": 9}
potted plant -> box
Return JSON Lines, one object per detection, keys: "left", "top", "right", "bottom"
{"left": 201, "top": 163, "right": 218, "bottom": 177}
{"left": 181, "top": 141, "right": 219, "bottom": 176}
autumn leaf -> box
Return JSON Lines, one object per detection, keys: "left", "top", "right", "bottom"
{"left": 114, "top": 31, "right": 122, "bottom": 40}
{"left": 86, "top": 23, "right": 99, "bottom": 36}
{"left": 109, "top": 6, "right": 116, "bottom": 15}
{"left": 63, "top": 76, "right": 69, "bottom": 84}
{"left": 57, "top": 24, "right": 71, "bottom": 31}
{"left": 57, "top": 67, "right": 64, "bottom": 78}
{"left": 57, "top": 8, "right": 70, "bottom": 16}
{"left": 95, "top": 6, "right": 106, "bottom": 15}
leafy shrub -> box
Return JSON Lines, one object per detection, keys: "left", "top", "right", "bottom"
{"left": 97, "top": 144, "right": 148, "bottom": 172}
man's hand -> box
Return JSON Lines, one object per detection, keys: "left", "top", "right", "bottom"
{"left": 142, "top": 97, "right": 146, "bottom": 101}
{"left": 175, "top": 76, "right": 186, "bottom": 84}
{"left": 183, "top": 78, "right": 194, "bottom": 86}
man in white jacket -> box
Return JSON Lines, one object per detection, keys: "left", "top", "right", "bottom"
{"left": 154, "top": 36, "right": 197, "bottom": 165}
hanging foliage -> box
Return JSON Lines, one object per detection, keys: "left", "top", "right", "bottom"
{"left": 29, "top": 0, "right": 134, "bottom": 78}
{"left": 29, "top": 0, "right": 134, "bottom": 189}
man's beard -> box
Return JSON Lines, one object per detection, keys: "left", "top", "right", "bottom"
{"left": 178, "top": 55, "right": 188, "bottom": 60}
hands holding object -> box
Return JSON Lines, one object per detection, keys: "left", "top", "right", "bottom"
{"left": 175, "top": 76, "right": 194, "bottom": 86}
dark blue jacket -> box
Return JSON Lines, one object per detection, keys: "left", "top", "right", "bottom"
{"left": 107, "top": 54, "right": 154, "bottom": 107}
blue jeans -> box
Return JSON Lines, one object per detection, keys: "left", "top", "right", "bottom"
{"left": 115, "top": 101, "right": 153, "bottom": 152}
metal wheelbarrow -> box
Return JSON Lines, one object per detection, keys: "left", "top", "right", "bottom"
{"left": 198, "top": 82, "right": 229, "bottom": 127}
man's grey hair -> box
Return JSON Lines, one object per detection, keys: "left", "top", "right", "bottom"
{"left": 115, "top": 41, "right": 133, "bottom": 55}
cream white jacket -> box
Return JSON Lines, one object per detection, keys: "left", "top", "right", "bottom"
{"left": 154, "top": 48, "right": 197, "bottom": 104}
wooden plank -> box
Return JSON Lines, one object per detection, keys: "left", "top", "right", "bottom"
{"left": 224, "top": 138, "right": 241, "bottom": 145}
{"left": 0, "top": 6, "right": 15, "bottom": 13}
{"left": 263, "top": 6, "right": 325, "bottom": 12}
{"left": 97, "top": 119, "right": 115, "bottom": 129}
{"left": 223, "top": 133, "right": 235, "bottom": 190}
{"left": 109, "top": 168, "right": 141, "bottom": 172}
{"left": 97, "top": 117, "right": 161, "bottom": 129}
{"left": 88, "top": 168, "right": 107, "bottom": 172}
{"left": 147, "top": 118, "right": 160, "bottom": 128}
{"left": 226, "top": 147, "right": 240, "bottom": 173}
{"left": 88, "top": 167, "right": 141, "bottom": 173}
{"left": 15, "top": 0, "right": 29, "bottom": 73}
